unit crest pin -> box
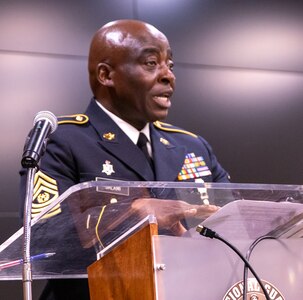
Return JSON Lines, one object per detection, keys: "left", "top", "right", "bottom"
{"left": 102, "top": 160, "right": 115, "bottom": 176}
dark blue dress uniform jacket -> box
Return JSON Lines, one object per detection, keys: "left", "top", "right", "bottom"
{"left": 25, "top": 98, "right": 229, "bottom": 196}
{"left": 19, "top": 98, "right": 229, "bottom": 299}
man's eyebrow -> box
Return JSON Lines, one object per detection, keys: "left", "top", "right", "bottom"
{"left": 140, "top": 47, "right": 160, "bottom": 55}
{"left": 140, "top": 47, "right": 173, "bottom": 58}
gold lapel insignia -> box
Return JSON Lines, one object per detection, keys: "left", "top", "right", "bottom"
{"left": 160, "top": 137, "right": 170, "bottom": 145}
{"left": 103, "top": 132, "right": 115, "bottom": 141}
{"left": 102, "top": 160, "right": 115, "bottom": 176}
{"left": 32, "top": 171, "right": 61, "bottom": 219}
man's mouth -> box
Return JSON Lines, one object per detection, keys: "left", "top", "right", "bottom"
{"left": 153, "top": 91, "right": 173, "bottom": 108}
{"left": 153, "top": 95, "right": 171, "bottom": 108}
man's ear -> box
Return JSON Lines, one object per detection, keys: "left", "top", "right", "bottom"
{"left": 97, "top": 63, "right": 114, "bottom": 87}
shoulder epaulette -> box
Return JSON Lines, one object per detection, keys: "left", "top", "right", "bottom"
{"left": 153, "top": 121, "right": 198, "bottom": 138}
{"left": 57, "top": 114, "right": 89, "bottom": 125}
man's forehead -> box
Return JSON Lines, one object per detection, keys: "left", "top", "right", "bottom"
{"left": 103, "top": 22, "right": 168, "bottom": 46}
{"left": 104, "top": 30, "right": 171, "bottom": 56}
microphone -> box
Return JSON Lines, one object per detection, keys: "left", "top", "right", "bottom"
{"left": 21, "top": 111, "right": 58, "bottom": 168}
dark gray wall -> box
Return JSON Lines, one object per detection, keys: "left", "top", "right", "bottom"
{"left": 1, "top": 0, "right": 303, "bottom": 298}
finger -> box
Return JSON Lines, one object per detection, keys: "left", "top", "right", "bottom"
{"left": 183, "top": 208, "right": 197, "bottom": 218}
{"left": 194, "top": 205, "right": 220, "bottom": 218}
{"left": 169, "top": 221, "right": 187, "bottom": 236}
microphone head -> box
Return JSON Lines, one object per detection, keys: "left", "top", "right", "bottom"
{"left": 33, "top": 111, "right": 58, "bottom": 134}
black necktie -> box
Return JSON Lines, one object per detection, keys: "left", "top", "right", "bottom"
{"left": 137, "top": 132, "right": 154, "bottom": 169}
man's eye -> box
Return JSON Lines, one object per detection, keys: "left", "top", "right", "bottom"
{"left": 168, "top": 62, "right": 174, "bottom": 71}
{"left": 146, "top": 61, "right": 157, "bottom": 67}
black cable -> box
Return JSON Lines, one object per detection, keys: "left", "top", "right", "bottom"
{"left": 242, "top": 235, "right": 276, "bottom": 300}
{"left": 196, "top": 225, "right": 270, "bottom": 300}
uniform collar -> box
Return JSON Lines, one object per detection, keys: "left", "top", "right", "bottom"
{"left": 95, "top": 99, "right": 151, "bottom": 145}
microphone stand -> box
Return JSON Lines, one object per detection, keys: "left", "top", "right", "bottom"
{"left": 22, "top": 167, "right": 37, "bottom": 300}
{"left": 21, "top": 111, "right": 57, "bottom": 300}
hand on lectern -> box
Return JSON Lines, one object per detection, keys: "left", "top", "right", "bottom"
{"left": 131, "top": 198, "right": 219, "bottom": 236}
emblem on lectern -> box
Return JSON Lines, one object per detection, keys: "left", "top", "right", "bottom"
{"left": 223, "top": 278, "right": 285, "bottom": 300}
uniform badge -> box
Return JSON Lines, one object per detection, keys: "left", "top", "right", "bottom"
{"left": 160, "top": 137, "right": 170, "bottom": 145}
{"left": 102, "top": 160, "right": 115, "bottom": 176}
{"left": 103, "top": 132, "right": 115, "bottom": 141}
{"left": 178, "top": 152, "right": 212, "bottom": 181}
{"left": 32, "top": 171, "right": 61, "bottom": 219}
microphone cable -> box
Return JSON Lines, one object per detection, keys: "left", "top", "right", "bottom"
{"left": 196, "top": 225, "right": 270, "bottom": 300}
{"left": 242, "top": 235, "right": 276, "bottom": 300}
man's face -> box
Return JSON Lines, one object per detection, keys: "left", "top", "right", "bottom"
{"left": 107, "top": 26, "right": 176, "bottom": 130}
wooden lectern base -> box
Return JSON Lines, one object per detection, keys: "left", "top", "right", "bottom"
{"left": 87, "top": 223, "right": 158, "bottom": 300}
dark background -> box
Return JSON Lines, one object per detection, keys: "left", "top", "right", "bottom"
{"left": 1, "top": 0, "right": 303, "bottom": 298}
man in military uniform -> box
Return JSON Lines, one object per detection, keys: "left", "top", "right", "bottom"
{"left": 20, "top": 19, "right": 229, "bottom": 300}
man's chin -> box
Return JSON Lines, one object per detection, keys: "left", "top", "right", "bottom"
{"left": 152, "top": 111, "right": 169, "bottom": 122}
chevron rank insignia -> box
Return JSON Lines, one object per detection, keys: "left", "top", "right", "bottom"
{"left": 178, "top": 152, "right": 212, "bottom": 180}
{"left": 32, "top": 171, "right": 61, "bottom": 219}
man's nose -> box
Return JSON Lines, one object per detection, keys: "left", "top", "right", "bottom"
{"left": 159, "top": 64, "right": 176, "bottom": 87}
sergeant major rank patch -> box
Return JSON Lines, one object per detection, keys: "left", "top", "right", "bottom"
{"left": 178, "top": 152, "right": 211, "bottom": 180}
{"left": 32, "top": 171, "right": 61, "bottom": 219}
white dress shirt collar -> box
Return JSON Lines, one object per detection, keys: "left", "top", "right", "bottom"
{"left": 95, "top": 100, "right": 151, "bottom": 145}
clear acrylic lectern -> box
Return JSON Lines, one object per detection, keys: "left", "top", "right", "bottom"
{"left": 1, "top": 181, "right": 303, "bottom": 299}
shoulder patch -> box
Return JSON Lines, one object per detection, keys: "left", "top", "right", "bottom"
{"left": 153, "top": 121, "right": 198, "bottom": 138}
{"left": 57, "top": 114, "right": 89, "bottom": 125}
{"left": 32, "top": 171, "right": 61, "bottom": 219}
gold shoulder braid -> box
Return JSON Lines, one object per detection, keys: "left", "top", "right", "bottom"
{"left": 57, "top": 114, "right": 89, "bottom": 125}
{"left": 32, "top": 171, "right": 61, "bottom": 219}
{"left": 153, "top": 121, "right": 198, "bottom": 138}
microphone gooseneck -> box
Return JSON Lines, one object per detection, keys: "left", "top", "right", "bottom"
{"left": 21, "top": 111, "right": 57, "bottom": 300}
